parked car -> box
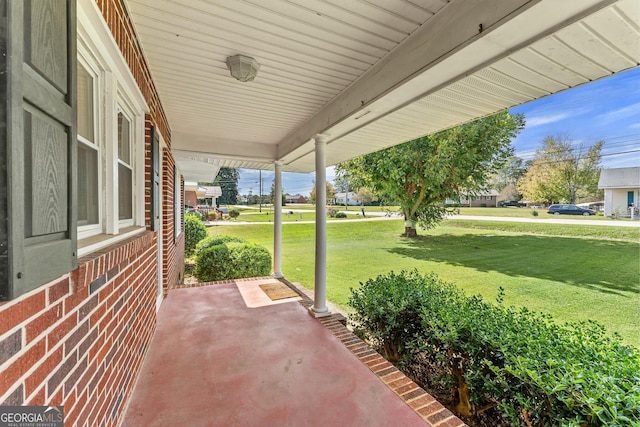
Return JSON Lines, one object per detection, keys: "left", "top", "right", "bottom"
{"left": 547, "top": 204, "right": 596, "bottom": 216}
{"left": 499, "top": 200, "right": 522, "bottom": 207}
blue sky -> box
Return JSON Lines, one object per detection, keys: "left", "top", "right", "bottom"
{"left": 239, "top": 67, "right": 640, "bottom": 196}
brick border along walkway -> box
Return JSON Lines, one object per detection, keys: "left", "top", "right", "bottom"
{"left": 317, "top": 316, "right": 466, "bottom": 427}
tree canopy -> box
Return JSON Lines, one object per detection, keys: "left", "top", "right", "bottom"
{"left": 518, "top": 136, "right": 603, "bottom": 204}
{"left": 337, "top": 111, "right": 525, "bottom": 236}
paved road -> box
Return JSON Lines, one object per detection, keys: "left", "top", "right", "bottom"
{"left": 215, "top": 207, "right": 639, "bottom": 228}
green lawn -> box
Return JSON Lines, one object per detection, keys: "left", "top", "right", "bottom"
{"left": 206, "top": 219, "right": 639, "bottom": 345}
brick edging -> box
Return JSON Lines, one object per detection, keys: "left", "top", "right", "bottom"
{"left": 317, "top": 316, "right": 467, "bottom": 427}
{"left": 172, "top": 276, "right": 275, "bottom": 290}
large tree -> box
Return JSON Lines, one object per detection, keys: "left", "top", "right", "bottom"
{"left": 212, "top": 167, "right": 239, "bottom": 205}
{"left": 518, "top": 136, "right": 603, "bottom": 204}
{"left": 337, "top": 111, "right": 524, "bottom": 237}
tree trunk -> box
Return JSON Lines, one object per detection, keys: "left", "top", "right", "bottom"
{"left": 402, "top": 219, "right": 418, "bottom": 237}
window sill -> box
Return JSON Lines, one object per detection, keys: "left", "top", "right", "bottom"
{"left": 78, "top": 226, "right": 147, "bottom": 257}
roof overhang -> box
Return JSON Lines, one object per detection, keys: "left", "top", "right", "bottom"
{"left": 128, "top": 0, "right": 639, "bottom": 179}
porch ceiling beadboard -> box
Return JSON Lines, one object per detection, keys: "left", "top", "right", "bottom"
{"left": 127, "top": 0, "right": 639, "bottom": 176}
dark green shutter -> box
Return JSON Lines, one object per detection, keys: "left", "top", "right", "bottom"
{"left": 151, "top": 126, "right": 160, "bottom": 231}
{"left": 5, "top": 0, "right": 77, "bottom": 299}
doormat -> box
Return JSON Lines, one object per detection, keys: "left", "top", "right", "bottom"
{"left": 259, "top": 283, "right": 299, "bottom": 301}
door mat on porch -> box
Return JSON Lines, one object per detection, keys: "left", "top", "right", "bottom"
{"left": 259, "top": 283, "right": 299, "bottom": 301}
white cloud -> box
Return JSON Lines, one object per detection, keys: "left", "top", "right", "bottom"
{"left": 525, "top": 112, "right": 573, "bottom": 127}
{"left": 628, "top": 123, "right": 640, "bottom": 129}
{"left": 596, "top": 103, "right": 640, "bottom": 122}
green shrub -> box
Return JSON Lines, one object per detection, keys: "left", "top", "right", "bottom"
{"left": 531, "top": 210, "right": 539, "bottom": 216}
{"left": 349, "top": 270, "right": 640, "bottom": 426}
{"left": 349, "top": 270, "right": 449, "bottom": 363}
{"left": 195, "top": 234, "right": 247, "bottom": 256}
{"left": 335, "top": 211, "right": 347, "bottom": 218}
{"left": 195, "top": 235, "right": 271, "bottom": 281}
{"left": 207, "top": 210, "right": 218, "bottom": 221}
{"left": 184, "top": 213, "right": 207, "bottom": 256}
{"left": 228, "top": 209, "right": 240, "bottom": 219}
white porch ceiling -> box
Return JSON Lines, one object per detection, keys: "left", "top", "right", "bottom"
{"left": 126, "top": 0, "right": 639, "bottom": 177}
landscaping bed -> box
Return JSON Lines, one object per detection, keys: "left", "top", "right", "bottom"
{"left": 349, "top": 270, "right": 640, "bottom": 426}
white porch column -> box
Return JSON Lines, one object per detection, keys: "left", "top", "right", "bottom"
{"left": 310, "top": 134, "right": 331, "bottom": 317}
{"left": 273, "top": 161, "right": 284, "bottom": 278}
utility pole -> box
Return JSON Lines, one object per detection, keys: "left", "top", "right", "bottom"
{"left": 259, "top": 169, "right": 262, "bottom": 212}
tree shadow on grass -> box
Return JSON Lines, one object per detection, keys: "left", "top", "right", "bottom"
{"left": 388, "top": 233, "right": 640, "bottom": 296}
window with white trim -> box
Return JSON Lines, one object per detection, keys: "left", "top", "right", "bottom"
{"left": 76, "top": 7, "right": 148, "bottom": 254}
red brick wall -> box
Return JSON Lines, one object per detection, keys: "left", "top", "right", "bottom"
{"left": 0, "top": 232, "right": 157, "bottom": 426}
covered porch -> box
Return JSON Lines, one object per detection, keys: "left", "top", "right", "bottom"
{"left": 122, "top": 278, "right": 461, "bottom": 426}
{"left": 130, "top": 0, "right": 639, "bottom": 317}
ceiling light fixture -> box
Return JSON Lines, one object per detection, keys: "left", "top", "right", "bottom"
{"left": 226, "top": 55, "right": 260, "bottom": 82}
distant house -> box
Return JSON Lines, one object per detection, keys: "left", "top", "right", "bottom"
{"left": 202, "top": 186, "right": 223, "bottom": 206}
{"left": 446, "top": 190, "right": 499, "bottom": 207}
{"left": 184, "top": 182, "right": 205, "bottom": 208}
{"left": 286, "top": 194, "right": 307, "bottom": 204}
{"left": 184, "top": 183, "right": 222, "bottom": 207}
{"left": 598, "top": 167, "right": 640, "bottom": 217}
{"left": 330, "top": 192, "right": 361, "bottom": 206}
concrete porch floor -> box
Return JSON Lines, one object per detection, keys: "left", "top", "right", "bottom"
{"left": 121, "top": 278, "right": 464, "bottom": 426}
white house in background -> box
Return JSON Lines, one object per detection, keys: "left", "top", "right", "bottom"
{"left": 598, "top": 167, "right": 640, "bottom": 217}
{"left": 446, "top": 190, "right": 500, "bottom": 207}
{"left": 330, "top": 192, "right": 361, "bottom": 206}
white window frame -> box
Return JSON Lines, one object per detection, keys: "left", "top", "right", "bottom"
{"left": 77, "top": 0, "right": 149, "bottom": 256}
{"left": 77, "top": 54, "right": 103, "bottom": 240}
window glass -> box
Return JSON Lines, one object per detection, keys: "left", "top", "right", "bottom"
{"left": 77, "top": 62, "right": 99, "bottom": 226}
{"left": 117, "top": 110, "right": 133, "bottom": 220}
{"left": 78, "top": 143, "right": 99, "bottom": 224}
{"left": 118, "top": 111, "right": 130, "bottom": 165}
{"left": 77, "top": 64, "right": 94, "bottom": 141}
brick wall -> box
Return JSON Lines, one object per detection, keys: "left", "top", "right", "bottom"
{"left": 0, "top": 232, "right": 158, "bottom": 426}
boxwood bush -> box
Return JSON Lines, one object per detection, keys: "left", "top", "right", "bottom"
{"left": 194, "top": 235, "right": 271, "bottom": 281}
{"left": 349, "top": 270, "right": 640, "bottom": 426}
{"left": 184, "top": 212, "right": 207, "bottom": 256}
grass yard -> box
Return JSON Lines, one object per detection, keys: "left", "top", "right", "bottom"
{"left": 206, "top": 219, "right": 639, "bottom": 345}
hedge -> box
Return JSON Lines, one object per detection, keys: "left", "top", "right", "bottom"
{"left": 184, "top": 212, "right": 207, "bottom": 256}
{"left": 349, "top": 270, "right": 640, "bottom": 426}
{"left": 194, "top": 235, "right": 271, "bottom": 281}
